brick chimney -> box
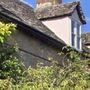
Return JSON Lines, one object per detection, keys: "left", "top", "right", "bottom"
{"left": 36, "top": 0, "right": 62, "bottom": 7}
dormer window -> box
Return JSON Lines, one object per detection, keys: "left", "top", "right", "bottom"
{"left": 71, "top": 20, "right": 81, "bottom": 50}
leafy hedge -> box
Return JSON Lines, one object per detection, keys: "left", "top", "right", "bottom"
{"left": 0, "top": 58, "right": 90, "bottom": 90}
{"left": 0, "top": 22, "right": 24, "bottom": 83}
{"left": 0, "top": 21, "right": 90, "bottom": 90}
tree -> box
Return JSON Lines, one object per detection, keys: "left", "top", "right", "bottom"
{"left": 0, "top": 22, "right": 23, "bottom": 83}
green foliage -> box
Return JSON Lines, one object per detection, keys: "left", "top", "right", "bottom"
{"left": 0, "top": 22, "right": 16, "bottom": 43}
{"left": 0, "top": 59, "right": 90, "bottom": 90}
{"left": 0, "top": 21, "right": 90, "bottom": 90}
{"left": 21, "top": 59, "right": 90, "bottom": 90}
{"left": 0, "top": 44, "right": 24, "bottom": 84}
{"left": 0, "top": 21, "right": 23, "bottom": 83}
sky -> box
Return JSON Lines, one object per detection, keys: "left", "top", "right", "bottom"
{"left": 21, "top": 0, "right": 90, "bottom": 33}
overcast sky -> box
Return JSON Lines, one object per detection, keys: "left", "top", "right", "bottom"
{"left": 21, "top": 0, "right": 90, "bottom": 33}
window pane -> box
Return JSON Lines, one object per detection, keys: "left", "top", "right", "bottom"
{"left": 77, "top": 37, "right": 80, "bottom": 49}
{"left": 72, "top": 34, "right": 75, "bottom": 46}
{"left": 77, "top": 24, "right": 80, "bottom": 36}
{"left": 72, "top": 21, "right": 75, "bottom": 34}
{"left": 71, "top": 21, "right": 75, "bottom": 47}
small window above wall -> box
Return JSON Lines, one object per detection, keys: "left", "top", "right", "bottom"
{"left": 71, "top": 20, "right": 81, "bottom": 51}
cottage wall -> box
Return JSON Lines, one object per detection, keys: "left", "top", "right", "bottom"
{"left": 9, "top": 29, "right": 63, "bottom": 67}
{"left": 42, "top": 17, "right": 71, "bottom": 45}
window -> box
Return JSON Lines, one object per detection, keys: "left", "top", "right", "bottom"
{"left": 77, "top": 24, "right": 81, "bottom": 49}
{"left": 77, "top": 37, "right": 80, "bottom": 49}
{"left": 71, "top": 21, "right": 76, "bottom": 47}
{"left": 71, "top": 21, "right": 81, "bottom": 50}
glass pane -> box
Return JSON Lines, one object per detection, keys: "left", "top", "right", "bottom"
{"left": 77, "top": 37, "right": 80, "bottom": 49}
{"left": 77, "top": 24, "right": 80, "bottom": 36}
{"left": 72, "top": 21, "right": 75, "bottom": 34}
{"left": 71, "top": 21, "right": 75, "bottom": 47}
{"left": 72, "top": 34, "right": 75, "bottom": 46}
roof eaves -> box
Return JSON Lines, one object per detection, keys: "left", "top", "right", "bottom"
{"left": 76, "top": 2, "right": 86, "bottom": 24}
{"left": 35, "top": 1, "right": 86, "bottom": 24}
{"left": 39, "top": 12, "right": 72, "bottom": 20}
{"left": 0, "top": 9, "right": 66, "bottom": 49}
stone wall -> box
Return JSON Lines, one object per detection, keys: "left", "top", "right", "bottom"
{"left": 9, "top": 29, "right": 63, "bottom": 67}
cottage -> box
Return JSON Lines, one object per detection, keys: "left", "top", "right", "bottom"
{"left": 35, "top": 0, "right": 86, "bottom": 51}
{"left": 0, "top": 0, "right": 87, "bottom": 67}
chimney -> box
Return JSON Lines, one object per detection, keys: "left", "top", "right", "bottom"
{"left": 36, "top": 0, "right": 62, "bottom": 7}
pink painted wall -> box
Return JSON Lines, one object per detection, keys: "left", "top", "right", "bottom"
{"left": 42, "top": 17, "right": 71, "bottom": 45}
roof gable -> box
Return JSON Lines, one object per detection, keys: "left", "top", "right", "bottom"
{"left": 35, "top": 2, "right": 86, "bottom": 24}
{"left": 0, "top": 0, "right": 65, "bottom": 46}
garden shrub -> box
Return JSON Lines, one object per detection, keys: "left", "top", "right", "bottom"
{"left": 0, "top": 21, "right": 90, "bottom": 90}
{"left": 0, "top": 22, "right": 24, "bottom": 83}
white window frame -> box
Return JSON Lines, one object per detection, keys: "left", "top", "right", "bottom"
{"left": 71, "top": 20, "right": 82, "bottom": 51}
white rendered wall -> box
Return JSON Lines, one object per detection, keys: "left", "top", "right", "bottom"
{"left": 42, "top": 17, "right": 71, "bottom": 45}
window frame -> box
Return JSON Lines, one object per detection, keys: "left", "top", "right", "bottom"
{"left": 77, "top": 24, "right": 81, "bottom": 50}
{"left": 71, "top": 20, "right": 81, "bottom": 50}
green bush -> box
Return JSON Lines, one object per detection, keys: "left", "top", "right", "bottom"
{"left": 0, "top": 22, "right": 24, "bottom": 83}
{"left": 0, "top": 21, "right": 90, "bottom": 90}
{"left": 0, "top": 59, "right": 90, "bottom": 90}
